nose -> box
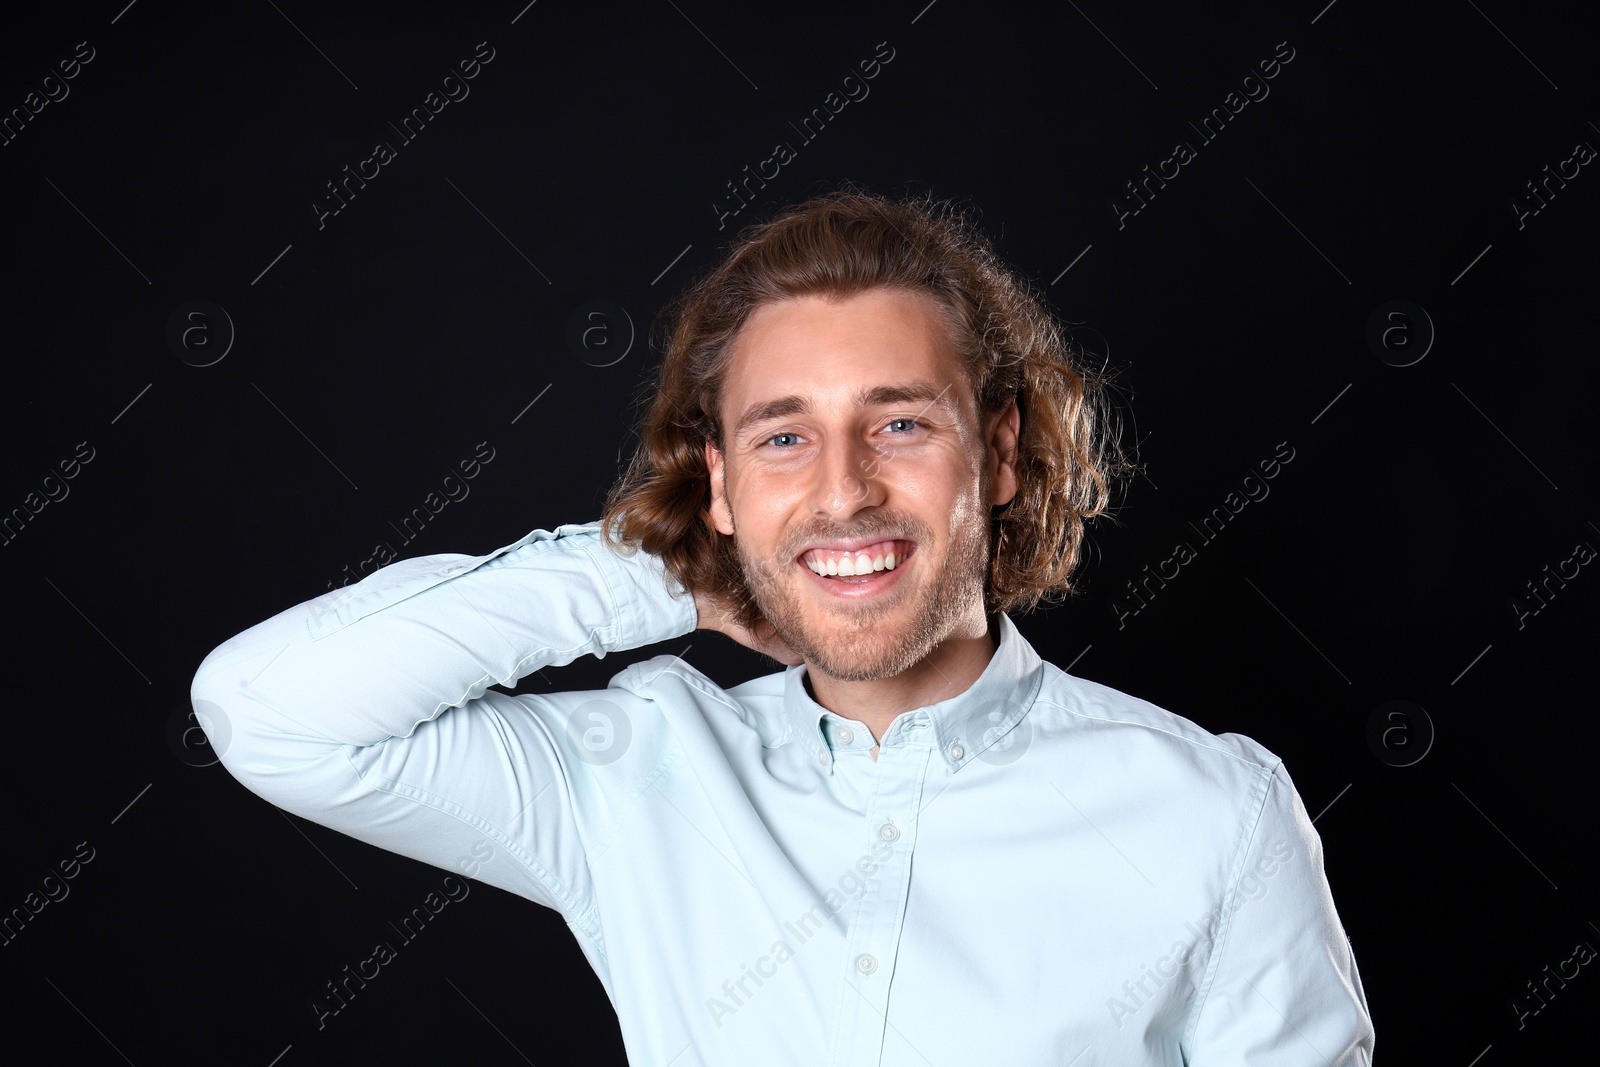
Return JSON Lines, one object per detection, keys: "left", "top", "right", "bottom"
{"left": 807, "top": 431, "right": 886, "bottom": 519}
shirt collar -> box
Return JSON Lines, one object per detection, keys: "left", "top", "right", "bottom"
{"left": 780, "top": 612, "right": 1045, "bottom": 772}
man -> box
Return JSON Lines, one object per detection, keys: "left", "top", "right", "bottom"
{"left": 192, "top": 190, "right": 1374, "bottom": 1064}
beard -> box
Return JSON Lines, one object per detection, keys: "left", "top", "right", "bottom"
{"left": 732, "top": 496, "right": 993, "bottom": 683}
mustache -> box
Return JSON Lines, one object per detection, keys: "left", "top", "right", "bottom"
{"left": 780, "top": 513, "right": 928, "bottom": 557}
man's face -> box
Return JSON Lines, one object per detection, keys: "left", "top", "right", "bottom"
{"left": 705, "top": 287, "right": 1019, "bottom": 682}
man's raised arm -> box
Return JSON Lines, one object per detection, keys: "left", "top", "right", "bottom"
{"left": 188, "top": 521, "right": 698, "bottom": 917}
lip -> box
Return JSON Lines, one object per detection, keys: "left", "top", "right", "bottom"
{"left": 799, "top": 542, "right": 916, "bottom": 599}
{"left": 797, "top": 536, "right": 916, "bottom": 556}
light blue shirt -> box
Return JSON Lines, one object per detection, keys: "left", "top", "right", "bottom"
{"left": 192, "top": 521, "right": 1374, "bottom": 1065}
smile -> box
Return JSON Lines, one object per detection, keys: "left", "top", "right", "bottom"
{"left": 801, "top": 538, "right": 915, "bottom": 576}
{"left": 797, "top": 539, "right": 917, "bottom": 595}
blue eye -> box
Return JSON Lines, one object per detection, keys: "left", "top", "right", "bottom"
{"left": 885, "top": 419, "right": 919, "bottom": 433}
{"left": 766, "top": 432, "right": 800, "bottom": 448}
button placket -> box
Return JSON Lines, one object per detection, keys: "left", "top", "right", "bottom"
{"left": 824, "top": 744, "right": 933, "bottom": 1067}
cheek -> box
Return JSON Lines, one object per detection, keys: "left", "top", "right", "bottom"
{"left": 733, "top": 470, "right": 801, "bottom": 538}
{"left": 892, "top": 456, "right": 981, "bottom": 515}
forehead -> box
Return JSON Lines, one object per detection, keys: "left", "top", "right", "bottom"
{"left": 718, "top": 288, "right": 972, "bottom": 435}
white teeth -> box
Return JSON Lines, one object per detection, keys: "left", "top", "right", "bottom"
{"left": 803, "top": 544, "right": 908, "bottom": 578}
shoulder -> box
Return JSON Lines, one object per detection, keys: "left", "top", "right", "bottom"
{"left": 1029, "top": 661, "right": 1283, "bottom": 791}
{"left": 602, "top": 652, "right": 791, "bottom": 746}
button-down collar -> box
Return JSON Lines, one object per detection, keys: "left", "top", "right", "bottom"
{"left": 781, "top": 611, "right": 1046, "bottom": 771}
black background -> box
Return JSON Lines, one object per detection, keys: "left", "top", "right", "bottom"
{"left": 2, "top": 1, "right": 1597, "bottom": 1063}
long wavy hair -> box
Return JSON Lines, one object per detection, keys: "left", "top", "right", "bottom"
{"left": 601, "top": 187, "right": 1133, "bottom": 632}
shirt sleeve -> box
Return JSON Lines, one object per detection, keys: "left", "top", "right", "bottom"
{"left": 188, "top": 521, "right": 699, "bottom": 921}
{"left": 1184, "top": 756, "right": 1376, "bottom": 1064}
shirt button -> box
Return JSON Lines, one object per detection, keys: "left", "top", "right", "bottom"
{"left": 856, "top": 954, "right": 878, "bottom": 975}
{"left": 818, "top": 747, "right": 830, "bottom": 764}
{"left": 878, "top": 823, "right": 900, "bottom": 843}
{"left": 836, "top": 725, "right": 854, "bottom": 744}
{"left": 947, "top": 741, "right": 965, "bottom": 761}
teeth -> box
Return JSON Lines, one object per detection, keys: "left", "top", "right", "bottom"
{"left": 801, "top": 542, "right": 910, "bottom": 578}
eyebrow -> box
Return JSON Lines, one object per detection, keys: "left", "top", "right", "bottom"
{"left": 732, "top": 381, "right": 955, "bottom": 441}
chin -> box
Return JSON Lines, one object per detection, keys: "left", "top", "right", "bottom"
{"left": 803, "top": 642, "right": 923, "bottom": 683}
{"left": 737, "top": 529, "right": 985, "bottom": 682}
{"left": 785, "top": 593, "right": 942, "bottom": 682}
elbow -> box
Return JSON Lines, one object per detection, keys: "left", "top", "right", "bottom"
{"left": 187, "top": 644, "right": 252, "bottom": 781}
{"left": 187, "top": 659, "right": 315, "bottom": 813}
{"left": 187, "top": 629, "right": 364, "bottom": 818}
{"left": 187, "top": 634, "right": 297, "bottom": 794}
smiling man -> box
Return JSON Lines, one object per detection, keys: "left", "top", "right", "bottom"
{"left": 193, "top": 190, "right": 1374, "bottom": 1064}
{"left": 703, "top": 286, "right": 1013, "bottom": 737}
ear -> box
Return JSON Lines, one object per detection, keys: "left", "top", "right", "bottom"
{"left": 704, "top": 438, "right": 736, "bottom": 535}
{"left": 986, "top": 396, "right": 1021, "bottom": 508}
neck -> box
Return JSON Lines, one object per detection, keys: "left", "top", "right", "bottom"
{"left": 805, "top": 613, "right": 1000, "bottom": 743}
